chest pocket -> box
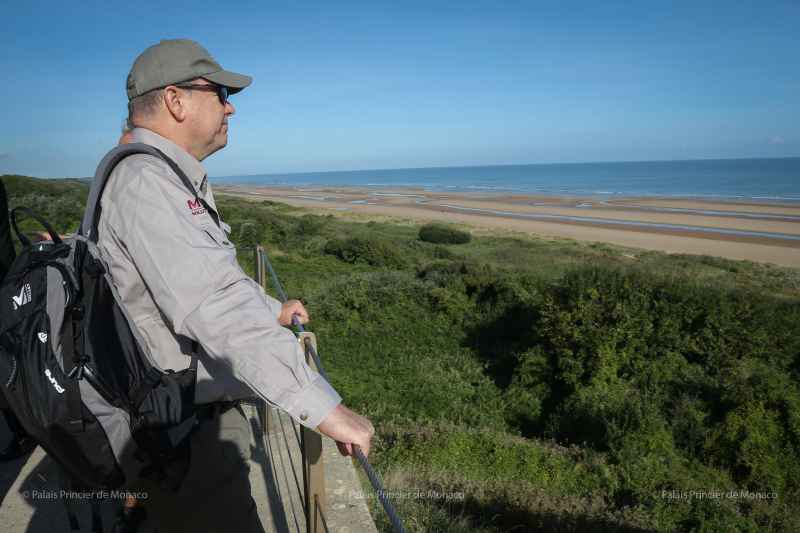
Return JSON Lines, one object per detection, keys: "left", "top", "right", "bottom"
{"left": 189, "top": 198, "right": 232, "bottom": 249}
{"left": 203, "top": 220, "right": 234, "bottom": 249}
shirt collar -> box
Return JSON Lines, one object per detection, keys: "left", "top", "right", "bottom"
{"left": 130, "top": 128, "right": 208, "bottom": 195}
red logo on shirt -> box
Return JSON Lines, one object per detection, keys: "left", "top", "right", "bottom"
{"left": 187, "top": 199, "right": 206, "bottom": 216}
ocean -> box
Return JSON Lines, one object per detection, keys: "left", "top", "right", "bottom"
{"left": 215, "top": 157, "right": 800, "bottom": 202}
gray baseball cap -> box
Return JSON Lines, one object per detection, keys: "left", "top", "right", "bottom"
{"left": 126, "top": 39, "right": 252, "bottom": 100}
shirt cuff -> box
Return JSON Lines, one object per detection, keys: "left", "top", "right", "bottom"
{"left": 282, "top": 374, "right": 342, "bottom": 429}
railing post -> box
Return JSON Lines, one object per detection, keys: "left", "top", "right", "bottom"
{"left": 298, "top": 332, "right": 327, "bottom": 533}
{"left": 254, "top": 245, "right": 265, "bottom": 292}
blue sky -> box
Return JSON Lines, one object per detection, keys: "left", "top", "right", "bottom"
{"left": 0, "top": 1, "right": 798, "bottom": 178}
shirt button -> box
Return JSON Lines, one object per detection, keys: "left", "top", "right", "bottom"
{"left": 299, "top": 412, "right": 309, "bottom": 422}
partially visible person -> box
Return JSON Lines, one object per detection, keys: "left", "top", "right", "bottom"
{"left": 119, "top": 118, "right": 134, "bottom": 145}
{"left": 0, "top": 180, "right": 14, "bottom": 278}
{"left": 0, "top": 178, "right": 37, "bottom": 461}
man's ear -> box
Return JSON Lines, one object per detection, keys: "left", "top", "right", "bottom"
{"left": 162, "top": 86, "right": 187, "bottom": 122}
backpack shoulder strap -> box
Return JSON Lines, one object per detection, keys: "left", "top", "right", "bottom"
{"left": 80, "top": 143, "right": 216, "bottom": 242}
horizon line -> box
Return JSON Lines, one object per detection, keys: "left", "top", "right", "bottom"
{"left": 215, "top": 154, "right": 800, "bottom": 181}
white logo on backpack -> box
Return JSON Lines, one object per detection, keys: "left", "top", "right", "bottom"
{"left": 38, "top": 332, "right": 48, "bottom": 343}
{"left": 12, "top": 283, "right": 32, "bottom": 310}
{"left": 44, "top": 368, "right": 65, "bottom": 394}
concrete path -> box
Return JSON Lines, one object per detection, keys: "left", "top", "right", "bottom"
{"left": 0, "top": 403, "right": 378, "bottom": 533}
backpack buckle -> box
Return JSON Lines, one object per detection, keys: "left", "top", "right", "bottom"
{"left": 68, "top": 355, "right": 90, "bottom": 380}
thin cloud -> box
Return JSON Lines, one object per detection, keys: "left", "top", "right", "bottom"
{"left": 768, "top": 136, "right": 786, "bottom": 145}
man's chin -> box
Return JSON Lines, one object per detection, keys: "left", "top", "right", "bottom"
{"left": 201, "top": 138, "right": 228, "bottom": 160}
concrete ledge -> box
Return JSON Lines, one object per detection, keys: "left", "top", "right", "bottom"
{"left": 246, "top": 402, "right": 379, "bottom": 533}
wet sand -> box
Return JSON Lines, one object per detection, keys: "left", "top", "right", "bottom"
{"left": 216, "top": 185, "right": 800, "bottom": 268}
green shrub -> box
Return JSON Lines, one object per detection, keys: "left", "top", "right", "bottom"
{"left": 306, "top": 271, "right": 507, "bottom": 429}
{"left": 230, "top": 219, "right": 262, "bottom": 250}
{"left": 323, "top": 237, "right": 407, "bottom": 268}
{"left": 296, "top": 214, "right": 327, "bottom": 236}
{"left": 419, "top": 223, "right": 471, "bottom": 244}
{"left": 472, "top": 265, "right": 800, "bottom": 529}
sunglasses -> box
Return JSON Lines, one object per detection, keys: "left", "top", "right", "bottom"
{"left": 174, "top": 83, "right": 229, "bottom": 105}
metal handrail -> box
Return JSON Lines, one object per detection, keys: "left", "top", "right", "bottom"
{"left": 255, "top": 245, "right": 407, "bottom": 533}
{"left": 254, "top": 248, "right": 324, "bottom": 532}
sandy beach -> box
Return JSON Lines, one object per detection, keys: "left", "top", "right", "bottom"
{"left": 216, "top": 185, "right": 800, "bottom": 268}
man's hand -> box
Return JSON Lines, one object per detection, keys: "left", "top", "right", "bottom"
{"left": 316, "top": 404, "right": 375, "bottom": 457}
{"left": 278, "top": 299, "right": 309, "bottom": 326}
{"left": 32, "top": 231, "right": 54, "bottom": 242}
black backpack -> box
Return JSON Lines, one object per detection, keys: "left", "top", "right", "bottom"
{"left": 0, "top": 144, "right": 214, "bottom": 497}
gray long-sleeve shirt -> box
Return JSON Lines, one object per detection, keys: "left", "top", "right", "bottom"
{"left": 97, "top": 127, "right": 341, "bottom": 429}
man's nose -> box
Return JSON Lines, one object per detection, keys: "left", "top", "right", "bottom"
{"left": 225, "top": 101, "right": 235, "bottom": 116}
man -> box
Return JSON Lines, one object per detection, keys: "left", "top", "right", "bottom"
{"left": 100, "top": 39, "right": 374, "bottom": 532}
{"left": 0, "top": 178, "right": 37, "bottom": 462}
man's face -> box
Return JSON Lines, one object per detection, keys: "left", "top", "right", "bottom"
{"left": 182, "top": 79, "right": 235, "bottom": 160}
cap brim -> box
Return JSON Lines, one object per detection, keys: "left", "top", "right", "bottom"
{"left": 203, "top": 70, "right": 252, "bottom": 95}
